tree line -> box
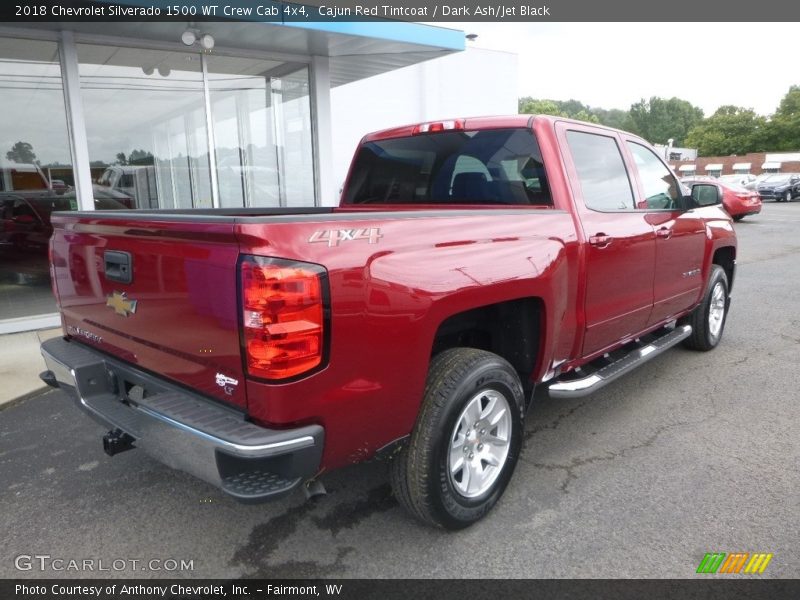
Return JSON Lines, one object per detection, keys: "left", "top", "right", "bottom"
{"left": 519, "top": 86, "right": 800, "bottom": 156}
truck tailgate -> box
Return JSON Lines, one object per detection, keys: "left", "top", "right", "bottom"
{"left": 50, "top": 215, "right": 247, "bottom": 409}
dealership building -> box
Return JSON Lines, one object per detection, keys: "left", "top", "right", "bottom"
{"left": 0, "top": 14, "right": 517, "bottom": 333}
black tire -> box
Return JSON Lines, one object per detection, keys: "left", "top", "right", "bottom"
{"left": 681, "top": 265, "right": 729, "bottom": 351}
{"left": 784, "top": 190, "right": 792, "bottom": 203}
{"left": 732, "top": 215, "right": 745, "bottom": 222}
{"left": 390, "top": 348, "right": 525, "bottom": 529}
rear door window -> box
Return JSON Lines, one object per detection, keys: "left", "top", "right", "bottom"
{"left": 566, "top": 131, "right": 635, "bottom": 211}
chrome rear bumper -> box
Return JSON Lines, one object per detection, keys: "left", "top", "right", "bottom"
{"left": 40, "top": 337, "right": 323, "bottom": 503}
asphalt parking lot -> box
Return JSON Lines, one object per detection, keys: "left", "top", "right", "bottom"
{"left": 1, "top": 201, "right": 798, "bottom": 579}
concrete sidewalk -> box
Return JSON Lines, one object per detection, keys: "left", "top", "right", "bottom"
{"left": 0, "top": 328, "right": 61, "bottom": 409}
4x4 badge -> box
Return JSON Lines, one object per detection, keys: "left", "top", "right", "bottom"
{"left": 106, "top": 291, "right": 138, "bottom": 317}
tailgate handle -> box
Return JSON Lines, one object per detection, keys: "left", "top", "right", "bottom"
{"left": 104, "top": 251, "right": 133, "bottom": 284}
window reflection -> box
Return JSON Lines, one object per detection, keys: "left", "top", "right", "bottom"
{"left": 78, "top": 44, "right": 212, "bottom": 210}
{"left": 0, "top": 38, "right": 75, "bottom": 320}
{"left": 207, "top": 56, "right": 314, "bottom": 207}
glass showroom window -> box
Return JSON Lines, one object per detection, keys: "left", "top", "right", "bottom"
{"left": 206, "top": 56, "right": 315, "bottom": 207}
{"left": 0, "top": 37, "right": 75, "bottom": 324}
{"left": 77, "top": 43, "right": 212, "bottom": 210}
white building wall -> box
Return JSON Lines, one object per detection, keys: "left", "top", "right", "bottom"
{"left": 328, "top": 47, "right": 518, "bottom": 205}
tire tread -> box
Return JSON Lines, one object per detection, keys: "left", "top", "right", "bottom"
{"left": 682, "top": 265, "right": 728, "bottom": 351}
{"left": 391, "top": 348, "right": 522, "bottom": 528}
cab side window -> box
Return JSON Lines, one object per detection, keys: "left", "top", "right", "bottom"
{"left": 566, "top": 131, "right": 635, "bottom": 211}
{"left": 627, "top": 142, "right": 681, "bottom": 210}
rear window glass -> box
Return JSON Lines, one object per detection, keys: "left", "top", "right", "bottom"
{"left": 343, "top": 128, "right": 552, "bottom": 206}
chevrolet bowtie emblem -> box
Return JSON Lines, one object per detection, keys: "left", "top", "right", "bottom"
{"left": 106, "top": 291, "right": 138, "bottom": 317}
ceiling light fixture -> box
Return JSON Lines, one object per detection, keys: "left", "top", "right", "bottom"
{"left": 199, "top": 34, "right": 215, "bottom": 51}
{"left": 181, "top": 29, "right": 215, "bottom": 52}
{"left": 180, "top": 30, "right": 197, "bottom": 46}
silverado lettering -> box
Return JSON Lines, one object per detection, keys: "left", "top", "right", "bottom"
{"left": 41, "top": 115, "right": 736, "bottom": 529}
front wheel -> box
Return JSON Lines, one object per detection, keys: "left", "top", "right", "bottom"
{"left": 682, "top": 265, "right": 729, "bottom": 351}
{"left": 390, "top": 348, "right": 525, "bottom": 529}
{"left": 785, "top": 190, "right": 793, "bottom": 202}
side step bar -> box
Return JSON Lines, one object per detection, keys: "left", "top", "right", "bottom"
{"left": 548, "top": 324, "right": 692, "bottom": 399}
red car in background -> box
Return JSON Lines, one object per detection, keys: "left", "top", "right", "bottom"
{"left": 682, "top": 177, "right": 762, "bottom": 221}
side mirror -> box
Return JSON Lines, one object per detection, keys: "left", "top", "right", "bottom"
{"left": 691, "top": 183, "right": 721, "bottom": 207}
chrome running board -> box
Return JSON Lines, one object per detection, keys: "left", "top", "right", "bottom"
{"left": 548, "top": 325, "right": 692, "bottom": 399}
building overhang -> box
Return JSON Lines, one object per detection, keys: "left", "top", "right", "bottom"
{"left": 731, "top": 162, "right": 751, "bottom": 170}
{"left": 678, "top": 165, "right": 696, "bottom": 172}
{"left": 13, "top": 13, "right": 465, "bottom": 87}
{"left": 762, "top": 162, "right": 781, "bottom": 169}
{"left": 705, "top": 163, "right": 723, "bottom": 170}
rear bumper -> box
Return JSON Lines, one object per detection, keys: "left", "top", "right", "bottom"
{"left": 733, "top": 207, "right": 761, "bottom": 217}
{"left": 40, "top": 337, "right": 324, "bottom": 503}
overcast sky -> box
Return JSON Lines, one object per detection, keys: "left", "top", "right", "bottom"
{"left": 449, "top": 22, "right": 797, "bottom": 117}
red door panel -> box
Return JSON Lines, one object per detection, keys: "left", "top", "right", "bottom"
{"left": 556, "top": 123, "right": 656, "bottom": 359}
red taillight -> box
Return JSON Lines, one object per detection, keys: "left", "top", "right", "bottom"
{"left": 412, "top": 120, "right": 465, "bottom": 135}
{"left": 240, "top": 256, "right": 327, "bottom": 381}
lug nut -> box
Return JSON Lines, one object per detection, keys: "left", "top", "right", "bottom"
{"left": 468, "top": 453, "right": 474, "bottom": 459}
{"left": 463, "top": 446, "right": 469, "bottom": 453}
{"left": 477, "top": 443, "right": 484, "bottom": 451}
{"left": 480, "top": 429, "right": 486, "bottom": 435}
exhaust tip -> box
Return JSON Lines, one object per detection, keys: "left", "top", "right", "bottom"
{"left": 304, "top": 479, "right": 327, "bottom": 500}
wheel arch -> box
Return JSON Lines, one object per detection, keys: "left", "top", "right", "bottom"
{"left": 712, "top": 245, "right": 736, "bottom": 293}
{"left": 430, "top": 296, "right": 545, "bottom": 388}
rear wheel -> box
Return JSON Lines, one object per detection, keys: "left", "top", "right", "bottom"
{"left": 682, "top": 265, "right": 729, "bottom": 351}
{"left": 390, "top": 348, "right": 525, "bottom": 529}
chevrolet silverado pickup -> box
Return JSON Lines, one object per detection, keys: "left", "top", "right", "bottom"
{"left": 40, "top": 116, "right": 737, "bottom": 529}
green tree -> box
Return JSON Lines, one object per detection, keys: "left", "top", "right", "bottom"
{"left": 115, "top": 152, "right": 128, "bottom": 165}
{"left": 764, "top": 85, "right": 800, "bottom": 151}
{"left": 6, "top": 141, "right": 38, "bottom": 164}
{"left": 519, "top": 97, "right": 569, "bottom": 117}
{"left": 627, "top": 97, "right": 704, "bottom": 146}
{"left": 684, "top": 106, "right": 768, "bottom": 155}
{"left": 518, "top": 97, "right": 599, "bottom": 123}
{"left": 573, "top": 109, "right": 600, "bottom": 124}
{"left": 592, "top": 107, "right": 632, "bottom": 130}
{"left": 128, "top": 149, "right": 154, "bottom": 165}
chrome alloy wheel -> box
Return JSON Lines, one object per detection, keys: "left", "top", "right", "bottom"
{"left": 708, "top": 281, "right": 726, "bottom": 339}
{"left": 448, "top": 389, "right": 512, "bottom": 498}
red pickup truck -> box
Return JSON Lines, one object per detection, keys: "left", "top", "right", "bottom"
{"left": 40, "top": 116, "right": 736, "bottom": 529}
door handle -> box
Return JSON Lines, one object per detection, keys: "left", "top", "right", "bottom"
{"left": 104, "top": 250, "right": 133, "bottom": 284}
{"left": 656, "top": 227, "right": 673, "bottom": 240}
{"left": 589, "top": 233, "right": 613, "bottom": 248}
